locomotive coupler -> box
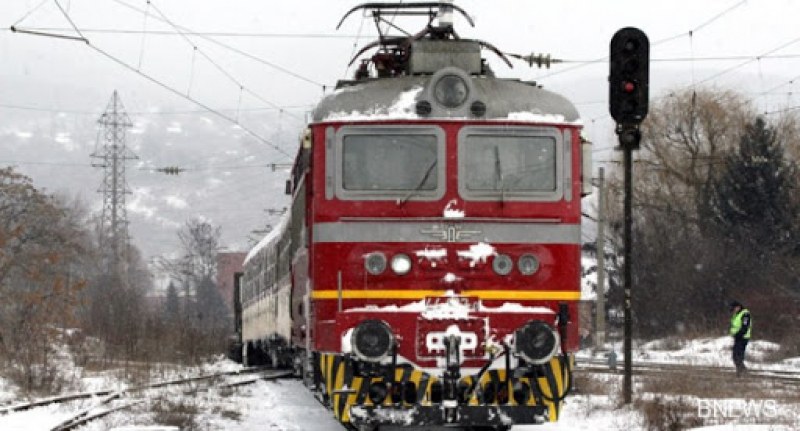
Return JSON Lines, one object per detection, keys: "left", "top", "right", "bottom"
{"left": 441, "top": 334, "right": 462, "bottom": 423}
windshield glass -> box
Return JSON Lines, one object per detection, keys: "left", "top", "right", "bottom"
{"left": 462, "top": 135, "right": 557, "bottom": 192}
{"left": 342, "top": 134, "right": 438, "bottom": 191}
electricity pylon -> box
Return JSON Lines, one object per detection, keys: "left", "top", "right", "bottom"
{"left": 91, "top": 91, "right": 138, "bottom": 276}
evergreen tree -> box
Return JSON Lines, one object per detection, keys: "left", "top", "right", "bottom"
{"left": 194, "top": 276, "right": 230, "bottom": 329}
{"left": 164, "top": 281, "right": 180, "bottom": 323}
{"left": 703, "top": 117, "right": 800, "bottom": 257}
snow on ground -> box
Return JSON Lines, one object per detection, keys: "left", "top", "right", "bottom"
{"left": 1, "top": 338, "right": 798, "bottom": 430}
{"left": 229, "top": 379, "right": 343, "bottom": 431}
{"left": 579, "top": 336, "right": 797, "bottom": 371}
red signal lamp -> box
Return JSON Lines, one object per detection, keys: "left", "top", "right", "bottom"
{"left": 623, "top": 81, "right": 636, "bottom": 93}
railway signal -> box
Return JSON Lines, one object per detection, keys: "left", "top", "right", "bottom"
{"left": 609, "top": 27, "right": 650, "bottom": 128}
{"left": 609, "top": 26, "right": 650, "bottom": 406}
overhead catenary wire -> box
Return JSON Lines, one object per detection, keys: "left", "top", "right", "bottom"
{"left": 52, "top": 0, "right": 86, "bottom": 41}
{"left": 762, "top": 104, "right": 800, "bottom": 116}
{"left": 12, "top": 0, "right": 50, "bottom": 27}
{"left": 1, "top": 158, "right": 290, "bottom": 175}
{"left": 344, "top": 12, "right": 367, "bottom": 77}
{"left": 0, "top": 102, "right": 312, "bottom": 116}
{"left": 695, "top": 35, "right": 800, "bottom": 86}
{"left": 535, "top": 0, "right": 747, "bottom": 81}
{"left": 12, "top": 2, "right": 294, "bottom": 159}
{"left": 110, "top": 0, "right": 327, "bottom": 90}
{"left": 7, "top": 27, "right": 367, "bottom": 38}
{"left": 143, "top": 0, "right": 304, "bottom": 123}
{"left": 88, "top": 44, "right": 292, "bottom": 159}
{"left": 136, "top": 0, "right": 149, "bottom": 69}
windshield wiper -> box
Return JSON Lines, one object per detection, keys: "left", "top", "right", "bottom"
{"left": 398, "top": 158, "right": 437, "bottom": 206}
{"left": 494, "top": 146, "right": 506, "bottom": 205}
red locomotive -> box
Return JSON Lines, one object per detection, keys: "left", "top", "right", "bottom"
{"left": 234, "top": 3, "right": 591, "bottom": 430}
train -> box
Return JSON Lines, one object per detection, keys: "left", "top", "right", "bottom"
{"left": 231, "top": 2, "right": 590, "bottom": 430}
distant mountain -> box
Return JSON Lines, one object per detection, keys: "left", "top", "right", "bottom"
{"left": 1, "top": 103, "right": 298, "bottom": 261}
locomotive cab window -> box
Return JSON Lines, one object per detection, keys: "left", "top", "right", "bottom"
{"left": 332, "top": 126, "right": 445, "bottom": 201}
{"left": 458, "top": 126, "right": 565, "bottom": 201}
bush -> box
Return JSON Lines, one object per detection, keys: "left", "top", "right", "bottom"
{"left": 636, "top": 396, "right": 704, "bottom": 431}
{"left": 151, "top": 398, "right": 199, "bottom": 430}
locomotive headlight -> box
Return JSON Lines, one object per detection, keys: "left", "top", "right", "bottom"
{"left": 390, "top": 254, "right": 412, "bottom": 275}
{"left": 518, "top": 254, "right": 540, "bottom": 276}
{"left": 492, "top": 254, "right": 513, "bottom": 276}
{"left": 434, "top": 74, "right": 469, "bottom": 108}
{"left": 351, "top": 320, "right": 395, "bottom": 362}
{"left": 365, "top": 252, "right": 387, "bottom": 275}
{"left": 514, "top": 320, "right": 560, "bottom": 365}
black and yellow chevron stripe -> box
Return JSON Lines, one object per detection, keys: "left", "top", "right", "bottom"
{"left": 317, "top": 353, "right": 572, "bottom": 424}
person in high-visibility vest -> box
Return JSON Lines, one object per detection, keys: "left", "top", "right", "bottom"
{"left": 728, "top": 300, "right": 752, "bottom": 377}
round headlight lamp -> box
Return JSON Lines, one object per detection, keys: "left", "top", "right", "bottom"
{"left": 518, "top": 254, "right": 540, "bottom": 275}
{"left": 351, "top": 320, "right": 395, "bottom": 362}
{"left": 390, "top": 254, "right": 412, "bottom": 275}
{"left": 514, "top": 320, "right": 560, "bottom": 365}
{"left": 433, "top": 74, "right": 469, "bottom": 108}
{"left": 365, "top": 252, "right": 387, "bottom": 275}
{"left": 492, "top": 254, "right": 513, "bottom": 276}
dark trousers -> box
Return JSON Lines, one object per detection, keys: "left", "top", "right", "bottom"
{"left": 732, "top": 338, "right": 748, "bottom": 372}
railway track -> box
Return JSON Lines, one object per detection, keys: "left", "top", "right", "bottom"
{"left": 0, "top": 366, "right": 283, "bottom": 415}
{"left": 575, "top": 357, "right": 800, "bottom": 386}
{"left": 0, "top": 367, "right": 293, "bottom": 431}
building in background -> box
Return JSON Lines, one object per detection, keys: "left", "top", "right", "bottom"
{"left": 216, "top": 252, "right": 246, "bottom": 310}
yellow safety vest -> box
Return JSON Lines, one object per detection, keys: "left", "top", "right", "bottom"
{"left": 729, "top": 308, "right": 752, "bottom": 340}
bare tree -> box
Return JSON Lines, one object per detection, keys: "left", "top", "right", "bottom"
{"left": 0, "top": 168, "right": 92, "bottom": 393}
{"left": 159, "top": 218, "right": 221, "bottom": 292}
{"left": 603, "top": 88, "right": 800, "bottom": 338}
{"left": 155, "top": 218, "right": 228, "bottom": 363}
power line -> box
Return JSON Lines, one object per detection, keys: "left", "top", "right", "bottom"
{"left": 12, "top": 0, "right": 49, "bottom": 27}
{"left": 2, "top": 157, "right": 288, "bottom": 172}
{"left": 558, "top": 53, "right": 800, "bottom": 64}
{"left": 757, "top": 74, "right": 800, "bottom": 99}
{"left": 763, "top": 105, "right": 800, "bottom": 116}
{"left": 11, "top": 4, "right": 293, "bottom": 159}
{"left": 0, "top": 102, "right": 312, "bottom": 115}
{"left": 0, "top": 159, "right": 90, "bottom": 168}
{"left": 696, "top": 35, "right": 800, "bottom": 86}
{"left": 142, "top": 0, "right": 303, "bottom": 122}
{"left": 53, "top": 0, "right": 87, "bottom": 41}
{"left": 88, "top": 43, "right": 292, "bottom": 158}
{"left": 110, "top": 0, "right": 327, "bottom": 90}
{"left": 11, "top": 26, "right": 366, "bottom": 39}
{"left": 535, "top": 0, "right": 747, "bottom": 81}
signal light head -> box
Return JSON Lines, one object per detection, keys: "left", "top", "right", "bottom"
{"left": 609, "top": 27, "right": 650, "bottom": 125}
{"left": 623, "top": 39, "right": 639, "bottom": 52}
{"left": 623, "top": 81, "right": 636, "bottom": 93}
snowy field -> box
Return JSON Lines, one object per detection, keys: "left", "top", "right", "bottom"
{"left": 579, "top": 336, "right": 799, "bottom": 370}
{"left": 1, "top": 337, "right": 798, "bottom": 431}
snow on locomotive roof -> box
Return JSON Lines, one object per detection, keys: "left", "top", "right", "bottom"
{"left": 312, "top": 74, "right": 581, "bottom": 124}
{"left": 244, "top": 212, "right": 290, "bottom": 265}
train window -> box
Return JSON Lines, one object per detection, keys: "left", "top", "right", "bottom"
{"left": 457, "top": 126, "right": 564, "bottom": 201}
{"left": 334, "top": 126, "right": 445, "bottom": 200}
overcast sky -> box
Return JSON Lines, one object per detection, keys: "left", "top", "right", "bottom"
{"left": 3, "top": 0, "right": 800, "bottom": 257}
{"left": 4, "top": 1, "right": 800, "bottom": 147}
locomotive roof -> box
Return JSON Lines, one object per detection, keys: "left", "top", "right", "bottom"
{"left": 311, "top": 73, "right": 581, "bottom": 124}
